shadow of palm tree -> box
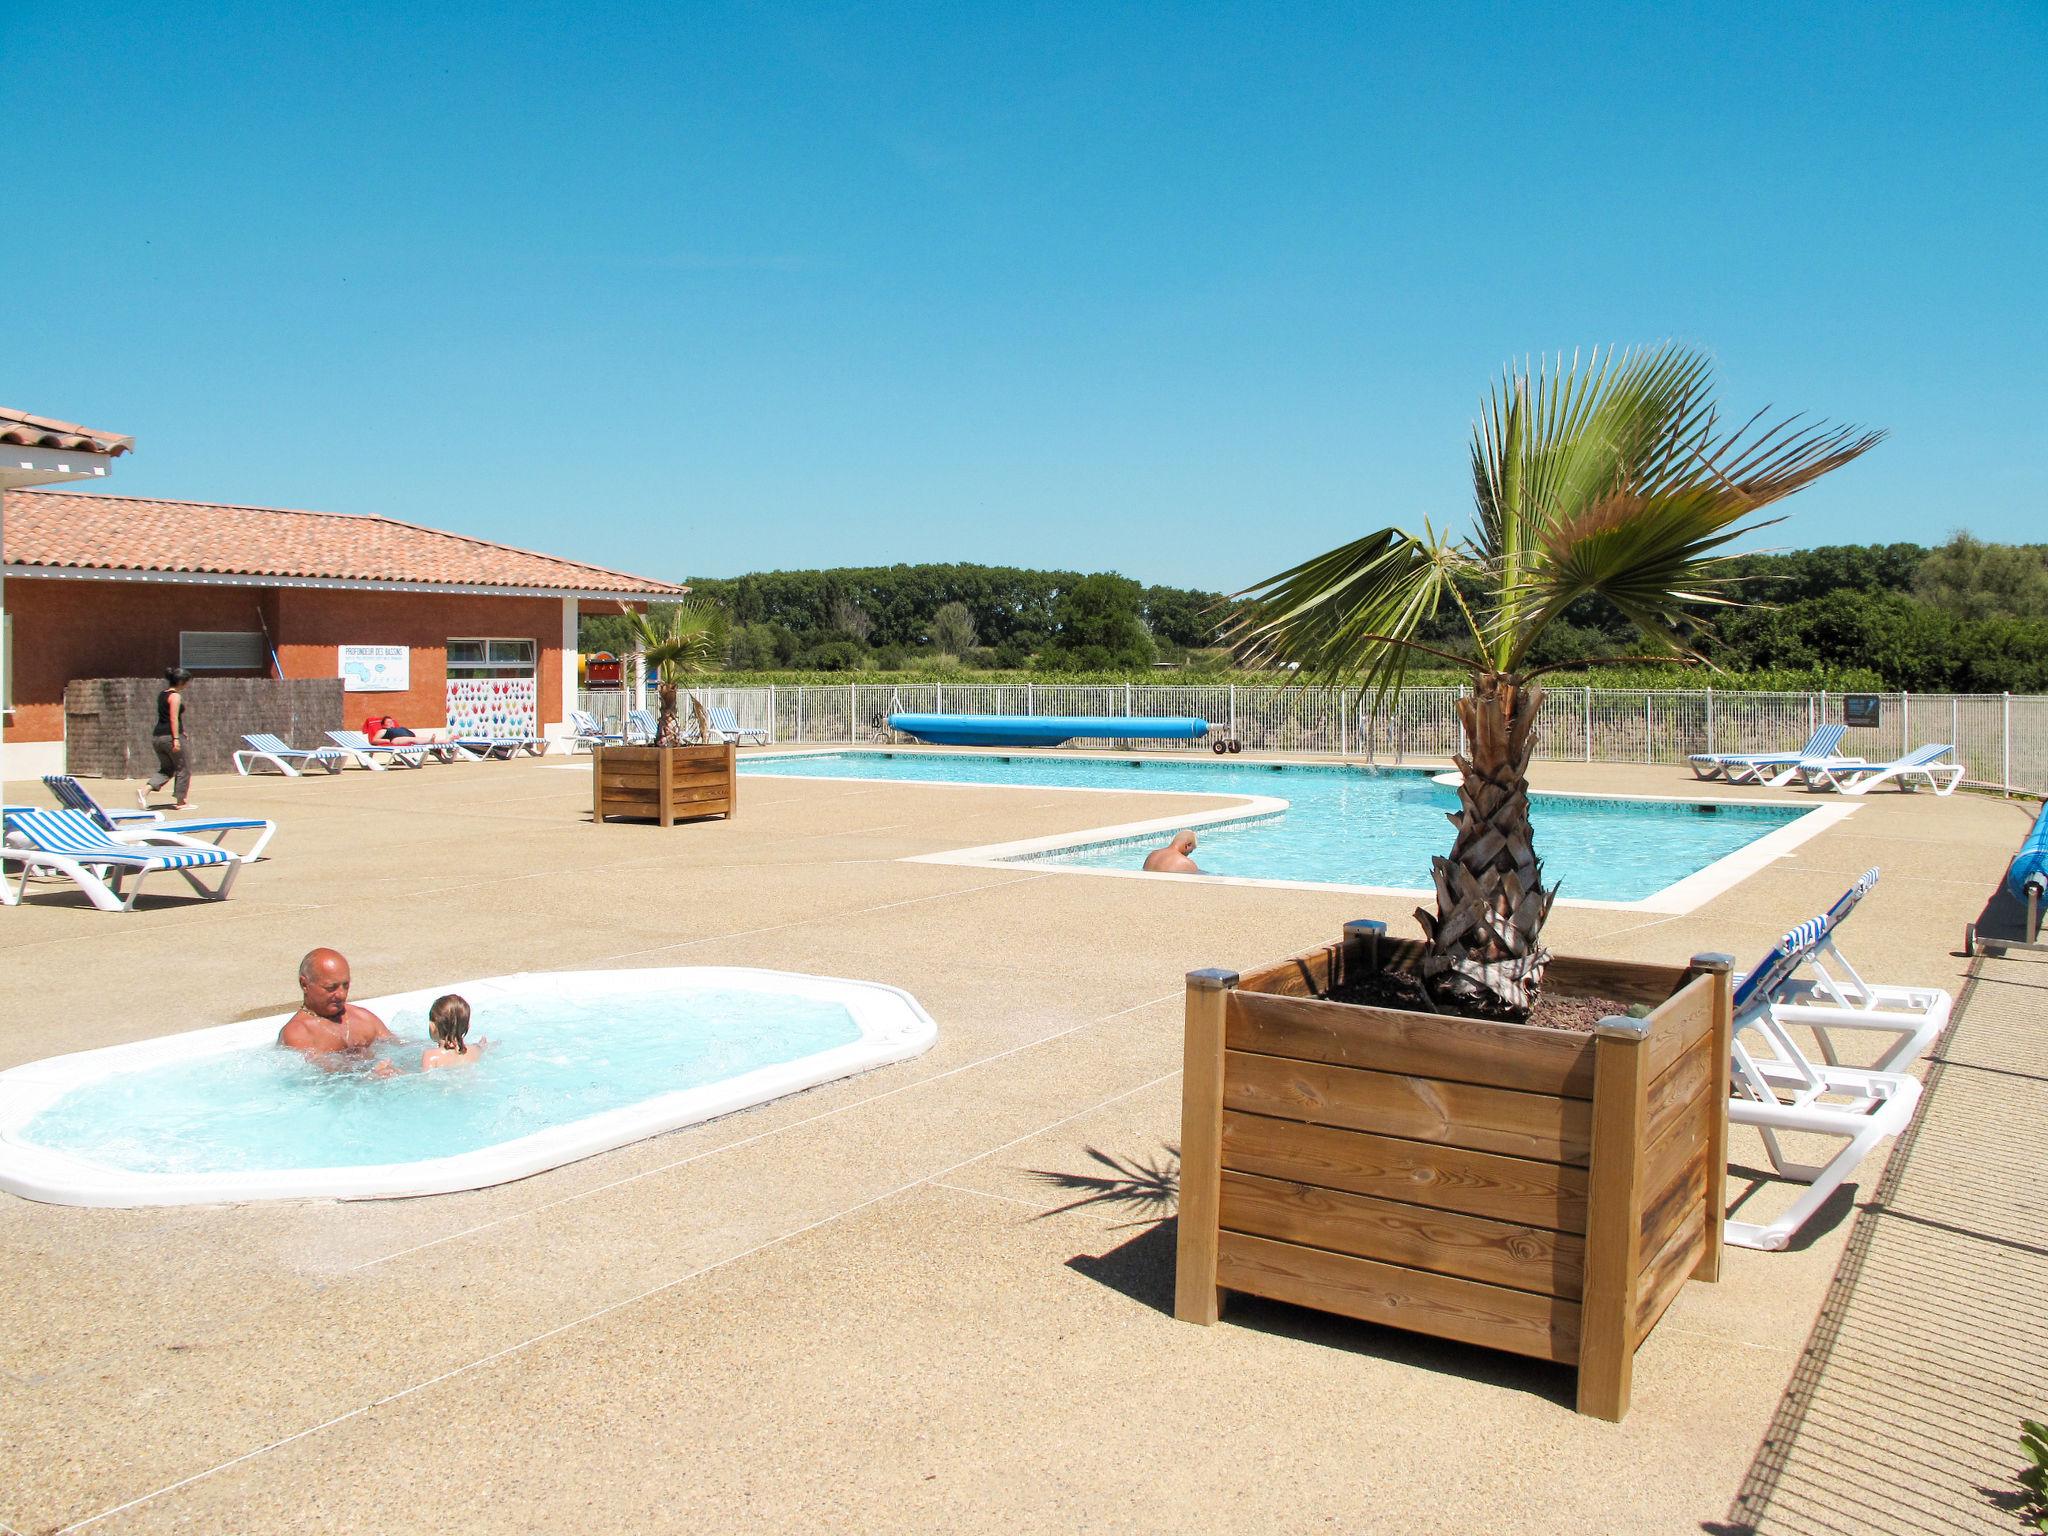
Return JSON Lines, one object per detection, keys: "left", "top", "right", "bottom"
{"left": 1024, "top": 1145, "right": 1178, "bottom": 1229}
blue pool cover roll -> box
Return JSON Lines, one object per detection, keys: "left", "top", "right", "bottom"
{"left": 887, "top": 713, "right": 1210, "bottom": 747}
{"left": 2008, "top": 800, "right": 2048, "bottom": 900}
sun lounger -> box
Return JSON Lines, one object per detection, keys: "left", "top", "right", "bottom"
{"left": 569, "top": 709, "right": 624, "bottom": 753}
{"left": 1797, "top": 743, "right": 1963, "bottom": 796}
{"left": 324, "top": 729, "right": 440, "bottom": 769}
{"left": 232, "top": 733, "right": 349, "bottom": 777}
{"left": 41, "top": 776, "right": 277, "bottom": 862}
{"left": 1721, "top": 876, "right": 1932, "bottom": 1249}
{"left": 706, "top": 705, "right": 767, "bottom": 745}
{"left": 1689, "top": 724, "right": 1847, "bottom": 786}
{"left": 625, "top": 708, "right": 658, "bottom": 744}
{"left": 1, "top": 808, "right": 243, "bottom": 913}
{"left": 1738, "top": 869, "right": 1950, "bottom": 1073}
{"left": 451, "top": 733, "right": 551, "bottom": 760}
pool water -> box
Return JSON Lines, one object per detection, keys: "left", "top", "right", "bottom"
{"left": 742, "top": 751, "right": 1807, "bottom": 903}
{"left": 24, "top": 980, "right": 862, "bottom": 1175}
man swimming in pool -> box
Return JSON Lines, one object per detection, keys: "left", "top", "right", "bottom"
{"left": 280, "top": 948, "right": 400, "bottom": 1075}
{"left": 1142, "top": 830, "right": 1204, "bottom": 875}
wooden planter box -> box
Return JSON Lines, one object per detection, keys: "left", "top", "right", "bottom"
{"left": 1175, "top": 922, "right": 1733, "bottom": 1420}
{"left": 591, "top": 742, "right": 737, "bottom": 826}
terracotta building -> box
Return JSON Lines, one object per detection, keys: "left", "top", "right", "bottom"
{"left": 1, "top": 486, "right": 684, "bottom": 778}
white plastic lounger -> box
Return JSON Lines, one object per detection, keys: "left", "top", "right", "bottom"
{"left": 1721, "top": 880, "right": 1928, "bottom": 1250}
{"left": 1725, "top": 1035, "right": 1921, "bottom": 1251}
{"left": 325, "top": 730, "right": 433, "bottom": 769}
{"left": 625, "top": 708, "right": 659, "bottom": 744}
{"left": 1689, "top": 724, "right": 1847, "bottom": 786}
{"left": 232, "top": 733, "right": 348, "bottom": 777}
{"left": 1, "top": 809, "right": 243, "bottom": 913}
{"left": 1758, "top": 872, "right": 1949, "bottom": 1072}
{"left": 41, "top": 777, "right": 277, "bottom": 862}
{"left": 1732, "top": 868, "right": 1950, "bottom": 1076}
{"left": 452, "top": 733, "right": 550, "bottom": 760}
{"left": 707, "top": 705, "right": 767, "bottom": 745}
{"left": 1798, "top": 743, "right": 1963, "bottom": 796}
{"left": 569, "top": 709, "right": 624, "bottom": 753}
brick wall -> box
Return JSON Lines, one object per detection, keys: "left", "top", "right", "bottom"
{"left": 4, "top": 578, "right": 279, "bottom": 742}
{"left": 269, "top": 587, "right": 566, "bottom": 729}
{"left": 6, "top": 576, "right": 572, "bottom": 744}
{"left": 63, "top": 677, "right": 344, "bottom": 778}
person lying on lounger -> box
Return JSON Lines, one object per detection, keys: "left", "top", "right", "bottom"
{"left": 1142, "top": 830, "right": 1204, "bottom": 875}
{"left": 280, "top": 947, "right": 400, "bottom": 1076}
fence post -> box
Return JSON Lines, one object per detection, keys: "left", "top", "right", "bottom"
{"left": 1228, "top": 684, "right": 1237, "bottom": 740}
{"left": 1025, "top": 681, "right": 1033, "bottom": 715}
{"left": 1125, "top": 681, "right": 1132, "bottom": 717}
{"left": 1584, "top": 688, "right": 1593, "bottom": 762}
{"left": 1644, "top": 694, "right": 1653, "bottom": 764}
{"left": 849, "top": 683, "right": 857, "bottom": 743}
{"left": 795, "top": 686, "right": 804, "bottom": 743}
{"left": 1339, "top": 695, "right": 1348, "bottom": 758}
{"left": 2005, "top": 693, "right": 2012, "bottom": 792}
{"left": 768, "top": 684, "right": 776, "bottom": 744}
{"left": 1899, "top": 690, "right": 1908, "bottom": 748}
{"left": 1705, "top": 687, "right": 1714, "bottom": 756}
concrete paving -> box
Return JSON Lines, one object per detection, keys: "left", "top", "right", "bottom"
{"left": 0, "top": 751, "right": 2029, "bottom": 1534}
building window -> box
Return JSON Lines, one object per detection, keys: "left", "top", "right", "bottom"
{"left": 180, "top": 630, "right": 269, "bottom": 671}
{"left": 447, "top": 637, "right": 536, "bottom": 680}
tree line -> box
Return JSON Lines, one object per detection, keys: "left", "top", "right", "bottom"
{"left": 578, "top": 535, "right": 2048, "bottom": 691}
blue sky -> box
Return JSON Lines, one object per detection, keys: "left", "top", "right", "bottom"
{"left": 7, "top": 2, "right": 2043, "bottom": 590}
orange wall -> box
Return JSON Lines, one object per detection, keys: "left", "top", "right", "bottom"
{"left": 270, "top": 587, "right": 565, "bottom": 733}
{"left": 4, "top": 577, "right": 569, "bottom": 742}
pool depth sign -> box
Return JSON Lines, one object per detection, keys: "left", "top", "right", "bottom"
{"left": 339, "top": 645, "right": 410, "bottom": 692}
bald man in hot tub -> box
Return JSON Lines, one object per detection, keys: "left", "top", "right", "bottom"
{"left": 280, "top": 947, "right": 400, "bottom": 1076}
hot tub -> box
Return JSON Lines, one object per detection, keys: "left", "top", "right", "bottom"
{"left": 0, "top": 967, "right": 936, "bottom": 1207}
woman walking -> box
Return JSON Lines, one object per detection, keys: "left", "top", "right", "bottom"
{"left": 141, "top": 666, "right": 195, "bottom": 811}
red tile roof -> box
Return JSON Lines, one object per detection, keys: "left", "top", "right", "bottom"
{"left": 3, "top": 489, "right": 687, "bottom": 597}
{"left": 0, "top": 407, "right": 134, "bottom": 457}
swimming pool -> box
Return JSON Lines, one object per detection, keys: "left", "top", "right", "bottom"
{"left": 742, "top": 750, "right": 1848, "bottom": 910}
{"left": 0, "top": 968, "right": 936, "bottom": 1206}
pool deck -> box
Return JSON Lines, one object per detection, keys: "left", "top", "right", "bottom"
{"left": 0, "top": 750, "right": 2036, "bottom": 1533}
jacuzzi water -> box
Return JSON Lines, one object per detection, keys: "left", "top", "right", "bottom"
{"left": 743, "top": 750, "right": 1811, "bottom": 903}
{"left": 26, "top": 987, "right": 860, "bottom": 1174}
{"left": 0, "top": 967, "right": 937, "bottom": 1206}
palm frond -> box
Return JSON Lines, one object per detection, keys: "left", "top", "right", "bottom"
{"left": 621, "top": 601, "right": 728, "bottom": 686}
{"left": 1228, "top": 526, "right": 1480, "bottom": 702}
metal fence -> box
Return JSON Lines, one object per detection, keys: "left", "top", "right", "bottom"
{"left": 579, "top": 683, "right": 2048, "bottom": 795}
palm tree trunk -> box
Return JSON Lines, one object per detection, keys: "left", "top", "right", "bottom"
{"left": 1414, "top": 672, "right": 1554, "bottom": 1017}
{"left": 655, "top": 681, "right": 684, "bottom": 747}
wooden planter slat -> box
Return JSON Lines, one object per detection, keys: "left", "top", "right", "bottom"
{"left": 1646, "top": 1046, "right": 1715, "bottom": 1145}
{"left": 1220, "top": 1170, "right": 1587, "bottom": 1297}
{"left": 1634, "top": 1208, "right": 1710, "bottom": 1342}
{"left": 1641, "top": 1145, "right": 1710, "bottom": 1262}
{"left": 1221, "top": 1112, "right": 1591, "bottom": 1231}
{"left": 592, "top": 742, "right": 738, "bottom": 827}
{"left": 1224, "top": 1051, "right": 1594, "bottom": 1164}
{"left": 1225, "top": 991, "right": 1596, "bottom": 1098}
{"left": 1215, "top": 1231, "right": 1583, "bottom": 1364}
{"left": 1177, "top": 931, "right": 1735, "bottom": 1421}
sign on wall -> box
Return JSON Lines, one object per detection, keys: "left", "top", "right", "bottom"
{"left": 339, "top": 645, "right": 410, "bottom": 692}
{"left": 1843, "top": 694, "right": 1882, "bottom": 729}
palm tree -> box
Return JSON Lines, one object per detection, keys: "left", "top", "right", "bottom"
{"left": 1231, "top": 345, "right": 1882, "bottom": 1018}
{"left": 620, "top": 602, "right": 729, "bottom": 747}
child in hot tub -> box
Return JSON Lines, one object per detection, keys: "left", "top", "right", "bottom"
{"left": 421, "top": 994, "right": 490, "bottom": 1071}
